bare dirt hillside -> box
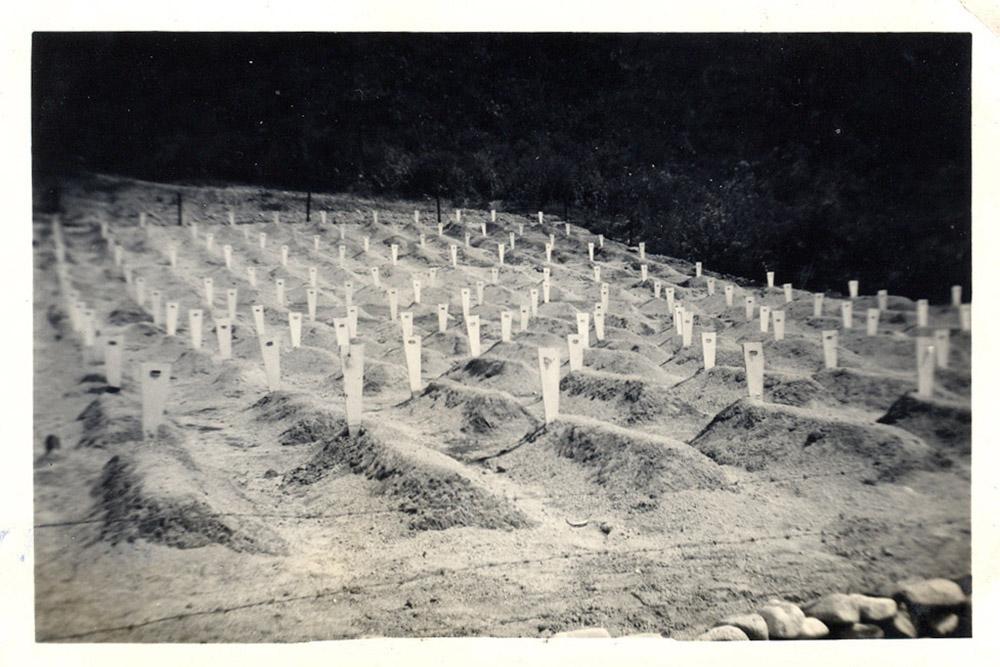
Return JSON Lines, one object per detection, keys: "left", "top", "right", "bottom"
{"left": 33, "top": 175, "right": 970, "bottom": 641}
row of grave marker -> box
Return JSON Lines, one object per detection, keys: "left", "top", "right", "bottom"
{"left": 96, "top": 209, "right": 969, "bottom": 437}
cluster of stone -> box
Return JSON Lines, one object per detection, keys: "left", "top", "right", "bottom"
{"left": 696, "top": 577, "right": 970, "bottom": 641}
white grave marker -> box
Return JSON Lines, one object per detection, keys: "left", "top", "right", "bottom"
{"left": 438, "top": 223, "right": 444, "bottom": 237}
{"left": 466, "top": 315, "right": 481, "bottom": 357}
{"left": 538, "top": 348, "right": 560, "bottom": 423}
{"left": 309, "top": 266, "right": 317, "bottom": 288}
{"left": 638, "top": 242, "right": 645, "bottom": 259}
{"left": 759, "top": 305, "right": 771, "bottom": 333}
{"left": 500, "top": 311, "right": 513, "bottom": 342}
{"left": 773, "top": 310, "right": 786, "bottom": 341}
{"left": 951, "top": 285, "right": 962, "bottom": 307}
{"left": 104, "top": 335, "right": 123, "bottom": 388}
{"left": 510, "top": 231, "right": 516, "bottom": 248}
{"left": 674, "top": 304, "right": 684, "bottom": 335}
{"left": 150, "top": 290, "right": 162, "bottom": 326}
{"left": 167, "top": 246, "right": 176, "bottom": 268}
{"left": 682, "top": 311, "right": 694, "bottom": 347}
{"left": 140, "top": 363, "right": 171, "bottom": 439}
{"left": 934, "top": 329, "right": 950, "bottom": 369}
{"left": 306, "top": 287, "right": 317, "bottom": 322}
{"left": 413, "top": 279, "right": 422, "bottom": 304}
{"left": 601, "top": 283, "right": 610, "bottom": 313}
{"left": 391, "top": 244, "right": 398, "bottom": 266}
{"left": 866, "top": 308, "right": 880, "bottom": 336}
{"left": 960, "top": 304, "right": 970, "bottom": 331}
{"left": 461, "top": 288, "right": 471, "bottom": 320}
{"left": 822, "top": 330, "right": 838, "bottom": 369}
{"left": 577, "top": 312, "right": 590, "bottom": 348}
{"left": 530, "top": 288, "right": 539, "bottom": 316}
{"left": 465, "top": 233, "right": 471, "bottom": 248}
{"left": 783, "top": 283, "right": 793, "bottom": 303}
{"left": 491, "top": 267, "right": 499, "bottom": 284}
{"left": 917, "top": 339, "right": 935, "bottom": 398}
{"left": 363, "top": 236, "right": 370, "bottom": 253}
{"left": 189, "top": 310, "right": 203, "bottom": 349}
{"left": 400, "top": 311, "right": 414, "bottom": 339}
{"left": 388, "top": 289, "right": 399, "bottom": 321}
{"left": 520, "top": 305, "right": 530, "bottom": 332}
{"left": 745, "top": 295, "right": 755, "bottom": 321}
{"left": 707, "top": 278, "right": 716, "bottom": 295}
{"left": 542, "top": 280, "right": 551, "bottom": 304}
{"left": 567, "top": 335, "right": 584, "bottom": 371}
{"left": 223, "top": 244, "right": 232, "bottom": 270}
{"left": 203, "top": 278, "right": 214, "bottom": 307}
{"left": 347, "top": 306, "right": 359, "bottom": 338}
{"left": 593, "top": 309, "right": 605, "bottom": 341}
{"left": 261, "top": 338, "right": 281, "bottom": 391}
{"left": 594, "top": 265, "right": 601, "bottom": 283}
{"left": 841, "top": 301, "right": 853, "bottom": 328}
{"left": 313, "top": 235, "right": 320, "bottom": 252}
{"left": 588, "top": 243, "right": 595, "bottom": 262}
{"left": 743, "top": 342, "right": 764, "bottom": 398}
{"left": 259, "top": 232, "right": 267, "bottom": 249}
{"left": 640, "top": 264, "right": 648, "bottom": 282}
{"left": 289, "top": 312, "right": 302, "bottom": 348}
{"left": 339, "top": 245, "right": 346, "bottom": 264}
{"left": 545, "top": 243, "right": 553, "bottom": 263}
{"left": 702, "top": 331, "right": 717, "bottom": 370}
{"left": 767, "top": 271, "right": 775, "bottom": 288}
{"left": 275, "top": 279, "right": 285, "bottom": 307}
{"left": 598, "top": 234, "right": 604, "bottom": 248}
{"left": 404, "top": 336, "right": 422, "bottom": 396}
{"left": 877, "top": 289, "right": 888, "bottom": 311}
{"left": 227, "top": 288, "right": 238, "bottom": 320}
{"left": 343, "top": 344, "right": 365, "bottom": 433}
{"left": 166, "top": 301, "right": 179, "bottom": 336}
{"left": 429, "top": 268, "right": 438, "bottom": 286}
{"left": 333, "top": 318, "right": 350, "bottom": 356}
{"left": 135, "top": 277, "right": 146, "bottom": 305}
{"left": 437, "top": 304, "right": 449, "bottom": 333}
{"left": 252, "top": 304, "right": 266, "bottom": 336}
{"left": 370, "top": 266, "right": 380, "bottom": 287}
{"left": 247, "top": 266, "right": 257, "bottom": 287}
{"left": 848, "top": 280, "right": 859, "bottom": 299}
{"left": 917, "top": 299, "right": 929, "bottom": 327}
{"left": 419, "top": 233, "right": 426, "bottom": 249}
{"left": 215, "top": 318, "right": 233, "bottom": 358}
{"left": 813, "top": 293, "right": 824, "bottom": 317}
{"left": 491, "top": 210, "right": 497, "bottom": 222}
{"left": 450, "top": 244, "right": 458, "bottom": 268}
{"left": 476, "top": 281, "right": 485, "bottom": 306}
{"left": 498, "top": 243, "right": 505, "bottom": 264}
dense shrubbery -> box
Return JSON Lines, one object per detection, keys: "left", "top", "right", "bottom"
{"left": 33, "top": 33, "right": 970, "bottom": 300}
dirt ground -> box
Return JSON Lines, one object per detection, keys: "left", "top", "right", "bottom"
{"left": 32, "top": 174, "right": 970, "bottom": 642}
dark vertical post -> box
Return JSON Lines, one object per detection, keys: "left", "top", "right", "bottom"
{"left": 177, "top": 192, "right": 183, "bottom": 226}
{"left": 306, "top": 191, "right": 312, "bottom": 222}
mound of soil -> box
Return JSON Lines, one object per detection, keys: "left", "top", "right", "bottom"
{"left": 669, "top": 367, "right": 833, "bottom": 413}
{"left": 813, "top": 368, "right": 917, "bottom": 412}
{"left": 402, "top": 381, "right": 539, "bottom": 459}
{"left": 444, "top": 356, "right": 539, "bottom": 397}
{"left": 877, "top": 393, "right": 971, "bottom": 455}
{"left": 508, "top": 416, "right": 728, "bottom": 500}
{"left": 559, "top": 370, "right": 707, "bottom": 431}
{"left": 282, "top": 346, "right": 341, "bottom": 376}
{"left": 690, "top": 398, "right": 931, "bottom": 481}
{"left": 282, "top": 422, "right": 530, "bottom": 531}
{"left": 584, "top": 348, "right": 681, "bottom": 383}
{"left": 604, "top": 314, "right": 658, "bottom": 337}
{"left": 93, "top": 452, "right": 287, "bottom": 554}
{"left": 76, "top": 395, "right": 144, "bottom": 448}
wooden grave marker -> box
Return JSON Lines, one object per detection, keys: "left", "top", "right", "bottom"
{"left": 743, "top": 342, "right": 764, "bottom": 398}
{"left": 104, "top": 335, "right": 123, "bottom": 389}
{"left": 261, "top": 337, "right": 281, "bottom": 391}
{"left": 437, "top": 304, "right": 449, "bottom": 333}
{"left": 841, "top": 301, "right": 853, "bottom": 328}
{"left": 166, "top": 301, "right": 179, "bottom": 336}
{"left": 866, "top": 308, "right": 880, "bottom": 336}
{"left": 306, "top": 288, "right": 317, "bottom": 322}
{"left": 568, "top": 334, "right": 584, "bottom": 371}
{"left": 189, "top": 309, "right": 203, "bottom": 349}
{"left": 822, "top": 330, "right": 838, "bottom": 369}
{"left": 404, "top": 335, "right": 422, "bottom": 396}
{"left": 140, "top": 362, "right": 171, "bottom": 439}
{"left": 702, "top": 331, "right": 716, "bottom": 370}
{"left": 501, "top": 310, "right": 513, "bottom": 342}
{"left": 773, "top": 310, "right": 785, "bottom": 341}
{"left": 466, "top": 314, "right": 481, "bottom": 357}
{"left": 289, "top": 312, "right": 302, "bottom": 348}
{"left": 215, "top": 318, "right": 233, "bottom": 358}
{"left": 343, "top": 343, "right": 365, "bottom": 433}
{"left": 538, "top": 347, "right": 560, "bottom": 423}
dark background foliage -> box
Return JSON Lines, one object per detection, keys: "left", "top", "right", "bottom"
{"left": 32, "top": 32, "right": 971, "bottom": 301}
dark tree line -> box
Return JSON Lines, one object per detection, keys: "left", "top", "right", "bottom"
{"left": 32, "top": 33, "right": 970, "bottom": 300}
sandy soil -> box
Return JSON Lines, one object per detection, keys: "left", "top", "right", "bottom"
{"left": 33, "top": 174, "right": 970, "bottom": 641}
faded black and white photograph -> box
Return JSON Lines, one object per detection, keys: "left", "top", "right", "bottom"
{"left": 14, "top": 3, "right": 997, "bottom": 659}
